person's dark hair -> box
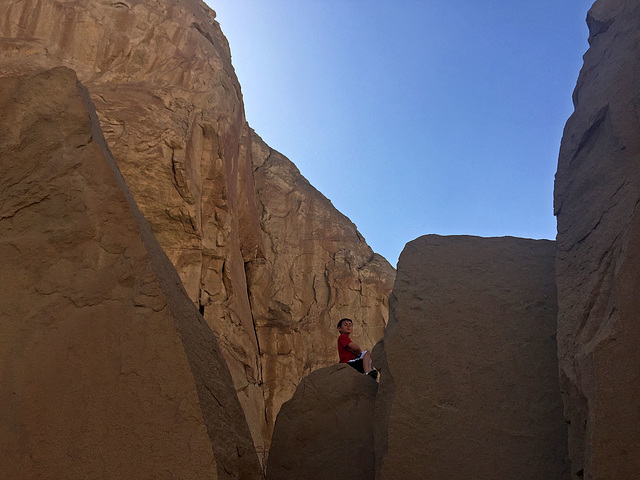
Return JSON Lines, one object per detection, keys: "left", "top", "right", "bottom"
{"left": 337, "top": 318, "right": 353, "bottom": 329}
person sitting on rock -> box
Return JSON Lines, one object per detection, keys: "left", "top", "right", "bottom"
{"left": 337, "top": 318, "right": 378, "bottom": 379}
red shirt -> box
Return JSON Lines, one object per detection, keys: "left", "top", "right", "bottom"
{"left": 338, "top": 333, "right": 357, "bottom": 363}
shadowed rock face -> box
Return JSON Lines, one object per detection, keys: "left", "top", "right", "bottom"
{"left": 0, "top": 0, "right": 394, "bottom": 459}
{"left": 266, "top": 364, "right": 377, "bottom": 480}
{"left": 373, "top": 235, "right": 568, "bottom": 480}
{"left": 0, "top": 67, "right": 262, "bottom": 480}
{"left": 554, "top": 0, "right": 640, "bottom": 478}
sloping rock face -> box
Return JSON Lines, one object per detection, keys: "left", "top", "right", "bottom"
{"left": 266, "top": 364, "right": 377, "bottom": 480}
{"left": 248, "top": 130, "right": 392, "bottom": 432}
{"left": 0, "top": 67, "right": 262, "bottom": 479}
{"left": 373, "top": 235, "right": 568, "bottom": 479}
{"left": 0, "top": 0, "right": 394, "bottom": 459}
{"left": 554, "top": 1, "right": 640, "bottom": 478}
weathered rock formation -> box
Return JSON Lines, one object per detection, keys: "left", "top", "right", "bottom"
{"left": 373, "top": 235, "right": 568, "bottom": 479}
{"left": 266, "top": 364, "right": 377, "bottom": 480}
{"left": 0, "top": 0, "right": 394, "bottom": 460}
{"left": 554, "top": 0, "right": 640, "bottom": 478}
{"left": 248, "top": 131, "right": 392, "bottom": 436}
{"left": 0, "top": 67, "right": 262, "bottom": 479}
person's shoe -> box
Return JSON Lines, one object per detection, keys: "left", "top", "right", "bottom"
{"left": 367, "top": 369, "right": 378, "bottom": 380}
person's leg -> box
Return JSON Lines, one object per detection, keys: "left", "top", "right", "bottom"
{"left": 363, "top": 351, "right": 373, "bottom": 373}
{"left": 347, "top": 358, "right": 365, "bottom": 373}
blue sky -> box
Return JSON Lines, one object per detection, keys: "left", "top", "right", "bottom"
{"left": 206, "top": 1, "right": 594, "bottom": 266}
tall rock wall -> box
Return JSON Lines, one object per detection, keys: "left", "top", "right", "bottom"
{"left": 0, "top": 67, "right": 262, "bottom": 479}
{"left": 373, "top": 235, "right": 568, "bottom": 480}
{"left": 554, "top": 0, "right": 640, "bottom": 478}
{"left": 0, "top": 0, "right": 394, "bottom": 460}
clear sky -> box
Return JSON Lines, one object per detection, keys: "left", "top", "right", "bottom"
{"left": 205, "top": 1, "right": 594, "bottom": 266}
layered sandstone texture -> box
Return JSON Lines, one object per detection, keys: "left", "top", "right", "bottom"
{"left": 266, "top": 364, "right": 377, "bottom": 480}
{"left": 0, "top": 67, "right": 262, "bottom": 479}
{"left": 554, "top": 0, "right": 640, "bottom": 478}
{"left": 373, "top": 235, "right": 568, "bottom": 480}
{"left": 0, "top": 0, "right": 394, "bottom": 459}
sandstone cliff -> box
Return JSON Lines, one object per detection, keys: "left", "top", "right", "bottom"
{"left": 554, "top": 0, "right": 640, "bottom": 477}
{"left": 248, "top": 130, "right": 392, "bottom": 434}
{"left": 373, "top": 235, "right": 568, "bottom": 479}
{"left": 0, "top": 0, "right": 394, "bottom": 460}
{"left": 0, "top": 67, "right": 262, "bottom": 479}
{"left": 266, "top": 364, "right": 377, "bottom": 480}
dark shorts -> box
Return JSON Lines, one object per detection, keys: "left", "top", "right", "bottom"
{"left": 347, "top": 358, "right": 365, "bottom": 374}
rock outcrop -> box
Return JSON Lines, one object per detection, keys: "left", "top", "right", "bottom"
{"left": 0, "top": 0, "right": 394, "bottom": 459}
{"left": 0, "top": 67, "right": 262, "bottom": 479}
{"left": 373, "top": 235, "right": 568, "bottom": 479}
{"left": 554, "top": 0, "right": 640, "bottom": 477}
{"left": 266, "top": 364, "right": 377, "bottom": 480}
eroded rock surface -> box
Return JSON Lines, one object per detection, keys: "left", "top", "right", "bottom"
{"left": 266, "top": 364, "right": 377, "bottom": 480}
{"left": 0, "top": 67, "right": 262, "bottom": 480}
{"left": 554, "top": 1, "right": 640, "bottom": 477}
{"left": 0, "top": 0, "right": 394, "bottom": 459}
{"left": 249, "top": 130, "right": 393, "bottom": 433}
{"left": 373, "top": 235, "right": 568, "bottom": 480}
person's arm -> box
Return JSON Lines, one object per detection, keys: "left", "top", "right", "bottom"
{"left": 346, "top": 341, "right": 362, "bottom": 356}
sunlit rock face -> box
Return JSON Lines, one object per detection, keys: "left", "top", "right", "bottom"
{"left": 0, "top": 67, "right": 262, "bottom": 480}
{"left": 266, "top": 364, "right": 377, "bottom": 480}
{"left": 248, "top": 129, "right": 394, "bottom": 436}
{"left": 554, "top": 0, "right": 640, "bottom": 478}
{"left": 373, "top": 235, "right": 568, "bottom": 480}
{"left": 0, "top": 0, "right": 394, "bottom": 460}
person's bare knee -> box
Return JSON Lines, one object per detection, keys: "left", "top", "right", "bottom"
{"left": 363, "top": 351, "right": 372, "bottom": 373}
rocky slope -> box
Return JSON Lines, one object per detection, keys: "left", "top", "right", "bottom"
{"left": 0, "top": 67, "right": 262, "bottom": 480}
{"left": 0, "top": 0, "right": 394, "bottom": 460}
{"left": 554, "top": 0, "right": 640, "bottom": 477}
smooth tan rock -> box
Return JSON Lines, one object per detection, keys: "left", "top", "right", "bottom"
{"left": 373, "top": 235, "right": 568, "bottom": 480}
{"left": 266, "top": 364, "right": 377, "bottom": 480}
{"left": 0, "top": 67, "right": 262, "bottom": 480}
{"left": 554, "top": 1, "right": 640, "bottom": 478}
{"left": 0, "top": 0, "right": 394, "bottom": 460}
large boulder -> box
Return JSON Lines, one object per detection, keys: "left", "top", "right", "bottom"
{"left": 373, "top": 235, "right": 568, "bottom": 479}
{"left": 554, "top": 0, "right": 640, "bottom": 477}
{"left": 0, "top": 0, "right": 394, "bottom": 459}
{"left": 0, "top": 67, "right": 262, "bottom": 480}
{"left": 266, "top": 364, "right": 378, "bottom": 480}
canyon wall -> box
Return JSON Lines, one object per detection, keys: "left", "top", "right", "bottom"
{"left": 0, "top": 0, "right": 394, "bottom": 460}
{"left": 0, "top": 67, "right": 262, "bottom": 479}
{"left": 554, "top": 0, "right": 640, "bottom": 478}
{"left": 373, "top": 235, "right": 567, "bottom": 479}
